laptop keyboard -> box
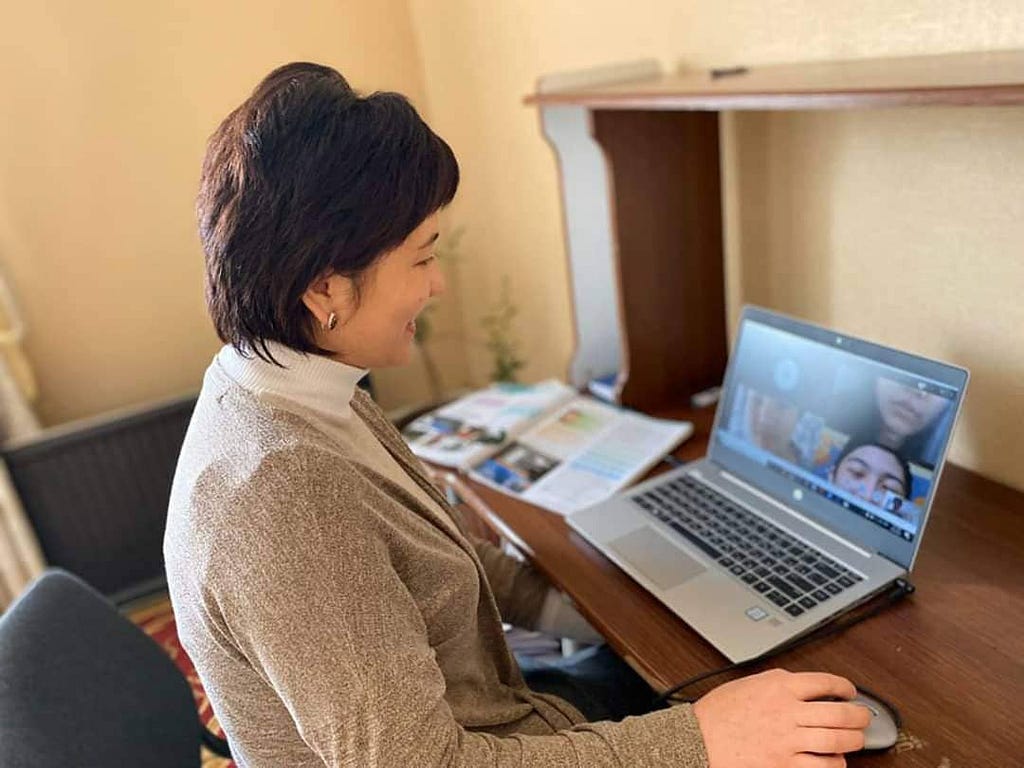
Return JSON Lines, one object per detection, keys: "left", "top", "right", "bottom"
{"left": 631, "top": 474, "right": 863, "bottom": 618}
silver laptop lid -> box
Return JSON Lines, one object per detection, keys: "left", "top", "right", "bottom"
{"left": 707, "top": 306, "right": 969, "bottom": 570}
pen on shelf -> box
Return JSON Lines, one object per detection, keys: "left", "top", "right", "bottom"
{"left": 690, "top": 386, "right": 721, "bottom": 408}
{"left": 710, "top": 66, "right": 749, "bottom": 79}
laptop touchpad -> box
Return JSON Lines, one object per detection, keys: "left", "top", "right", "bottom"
{"left": 609, "top": 527, "right": 706, "bottom": 590}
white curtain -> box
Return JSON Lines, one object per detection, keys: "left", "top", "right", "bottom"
{"left": 0, "top": 273, "right": 45, "bottom": 609}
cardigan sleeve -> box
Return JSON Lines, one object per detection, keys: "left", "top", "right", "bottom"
{"left": 212, "top": 448, "right": 709, "bottom": 768}
{"left": 470, "top": 537, "right": 549, "bottom": 629}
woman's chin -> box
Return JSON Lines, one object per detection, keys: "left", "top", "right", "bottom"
{"left": 380, "top": 343, "right": 415, "bottom": 369}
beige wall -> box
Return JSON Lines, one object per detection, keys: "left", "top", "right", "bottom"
{"left": 0, "top": 0, "right": 452, "bottom": 423}
{"left": 408, "top": 0, "right": 1024, "bottom": 490}
{"left": 3, "top": 1, "right": 1023, "bottom": 490}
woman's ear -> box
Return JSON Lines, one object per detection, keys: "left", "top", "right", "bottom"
{"left": 302, "top": 273, "right": 354, "bottom": 329}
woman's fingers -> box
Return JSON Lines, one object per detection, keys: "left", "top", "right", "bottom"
{"left": 797, "top": 701, "right": 873, "bottom": 729}
{"left": 786, "top": 671, "right": 858, "bottom": 702}
{"left": 796, "top": 726, "right": 866, "bottom": 755}
{"left": 792, "top": 754, "right": 847, "bottom": 768}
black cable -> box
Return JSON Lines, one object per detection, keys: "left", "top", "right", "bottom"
{"left": 655, "top": 578, "right": 915, "bottom": 709}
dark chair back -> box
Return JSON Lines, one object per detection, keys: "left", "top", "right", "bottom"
{"left": 1, "top": 395, "right": 196, "bottom": 602}
{"left": 0, "top": 569, "right": 212, "bottom": 766}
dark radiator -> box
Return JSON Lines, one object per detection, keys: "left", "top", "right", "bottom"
{"left": 1, "top": 395, "right": 196, "bottom": 603}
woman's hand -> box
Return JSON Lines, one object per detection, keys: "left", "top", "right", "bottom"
{"left": 693, "top": 668, "right": 872, "bottom": 767}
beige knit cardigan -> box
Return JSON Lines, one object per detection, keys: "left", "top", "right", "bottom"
{"left": 165, "top": 366, "right": 708, "bottom": 767}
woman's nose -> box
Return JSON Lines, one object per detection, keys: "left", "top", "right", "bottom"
{"left": 430, "top": 263, "right": 447, "bottom": 297}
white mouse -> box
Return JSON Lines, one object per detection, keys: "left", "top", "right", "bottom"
{"left": 852, "top": 690, "right": 900, "bottom": 751}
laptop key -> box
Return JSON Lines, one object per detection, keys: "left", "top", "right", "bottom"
{"left": 785, "top": 604, "right": 805, "bottom": 617}
{"left": 837, "top": 575, "right": 855, "bottom": 588}
{"left": 767, "top": 577, "right": 801, "bottom": 601}
{"left": 719, "top": 557, "right": 734, "bottom": 567}
{"left": 816, "top": 563, "right": 841, "bottom": 579}
{"left": 812, "top": 589, "right": 830, "bottom": 602}
{"left": 798, "top": 596, "right": 817, "bottom": 610}
{"left": 787, "top": 574, "right": 816, "bottom": 594}
{"left": 824, "top": 582, "right": 842, "bottom": 595}
{"left": 808, "top": 571, "right": 827, "bottom": 586}
{"left": 766, "top": 590, "right": 789, "bottom": 607}
{"left": 666, "top": 520, "right": 723, "bottom": 560}
{"left": 754, "top": 566, "right": 770, "bottom": 578}
{"left": 742, "top": 573, "right": 758, "bottom": 584}
{"left": 753, "top": 581, "right": 771, "bottom": 594}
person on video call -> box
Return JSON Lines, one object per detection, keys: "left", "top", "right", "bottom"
{"left": 164, "top": 62, "right": 871, "bottom": 767}
{"left": 872, "top": 378, "right": 948, "bottom": 462}
{"left": 829, "top": 441, "right": 911, "bottom": 509}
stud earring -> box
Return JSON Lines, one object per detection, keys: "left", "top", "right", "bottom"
{"left": 324, "top": 312, "right": 338, "bottom": 331}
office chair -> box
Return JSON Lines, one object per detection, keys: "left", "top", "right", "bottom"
{"left": 1, "top": 395, "right": 196, "bottom": 603}
{"left": 0, "top": 569, "right": 231, "bottom": 767}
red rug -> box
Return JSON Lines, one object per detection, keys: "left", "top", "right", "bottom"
{"left": 130, "top": 599, "right": 235, "bottom": 767}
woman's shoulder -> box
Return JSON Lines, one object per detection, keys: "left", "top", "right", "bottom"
{"left": 177, "top": 380, "right": 366, "bottom": 512}
{"left": 193, "top": 371, "right": 345, "bottom": 451}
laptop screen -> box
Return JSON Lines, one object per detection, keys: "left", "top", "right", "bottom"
{"left": 709, "top": 307, "right": 968, "bottom": 569}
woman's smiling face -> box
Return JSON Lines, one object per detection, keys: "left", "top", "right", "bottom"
{"left": 304, "top": 213, "right": 446, "bottom": 369}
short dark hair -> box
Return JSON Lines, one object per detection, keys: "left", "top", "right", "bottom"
{"left": 197, "top": 62, "right": 459, "bottom": 362}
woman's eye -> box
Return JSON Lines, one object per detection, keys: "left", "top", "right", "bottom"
{"left": 417, "top": 255, "right": 436, "bottom": 267}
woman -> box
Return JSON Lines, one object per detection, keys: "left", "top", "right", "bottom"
{"left": 872, "top": 377, "right": 949, "bottom": 465}
{"left": 165, "top": 62, "right": 870, "bottom": 767}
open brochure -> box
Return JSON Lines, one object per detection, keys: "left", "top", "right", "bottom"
{"left": 401, "top": 379, "right": 578, "bottom": 469}
{"left": 402, "top": 380, "right": 693, "bottom": 516}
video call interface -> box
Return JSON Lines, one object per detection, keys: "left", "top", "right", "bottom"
{"left": 715, "top": 321, "right": 960, "bottom": 543}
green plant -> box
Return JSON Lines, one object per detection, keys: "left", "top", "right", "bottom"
{"left": 480, "top": 275, "right": 525, "bottom": 383}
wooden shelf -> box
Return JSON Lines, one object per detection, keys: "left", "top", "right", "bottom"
{"left": 528, "top": 48, "right": 1022, "bottom": 413}
{"left": 526, "top": 49, "right": 1024, "bottom": 110}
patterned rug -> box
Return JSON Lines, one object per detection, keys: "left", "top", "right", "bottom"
{"left": 128, "top": 598, "right": 234, "bottom": 768}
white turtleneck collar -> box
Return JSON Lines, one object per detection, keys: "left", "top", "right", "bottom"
{"left": 215, "top": 341, "right": 369, "bottom": 420}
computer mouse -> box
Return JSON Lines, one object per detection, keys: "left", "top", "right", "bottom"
{"left": 851, "top": 690, "right": 899, "bottom": 751}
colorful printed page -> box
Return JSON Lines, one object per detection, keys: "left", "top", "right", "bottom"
{"left": 469, "top": 396, "right": 693, "bottom": 516}
{"left": 401, "top": 379, "right": 577, "bottom": 468}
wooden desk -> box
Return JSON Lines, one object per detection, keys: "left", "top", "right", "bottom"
{"left": 436, "top": 404, "right": 1024, "bottom": 766}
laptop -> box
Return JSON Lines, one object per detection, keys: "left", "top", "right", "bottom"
{"left": 568, "top": 306, "right": 969, "bottom": 662}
